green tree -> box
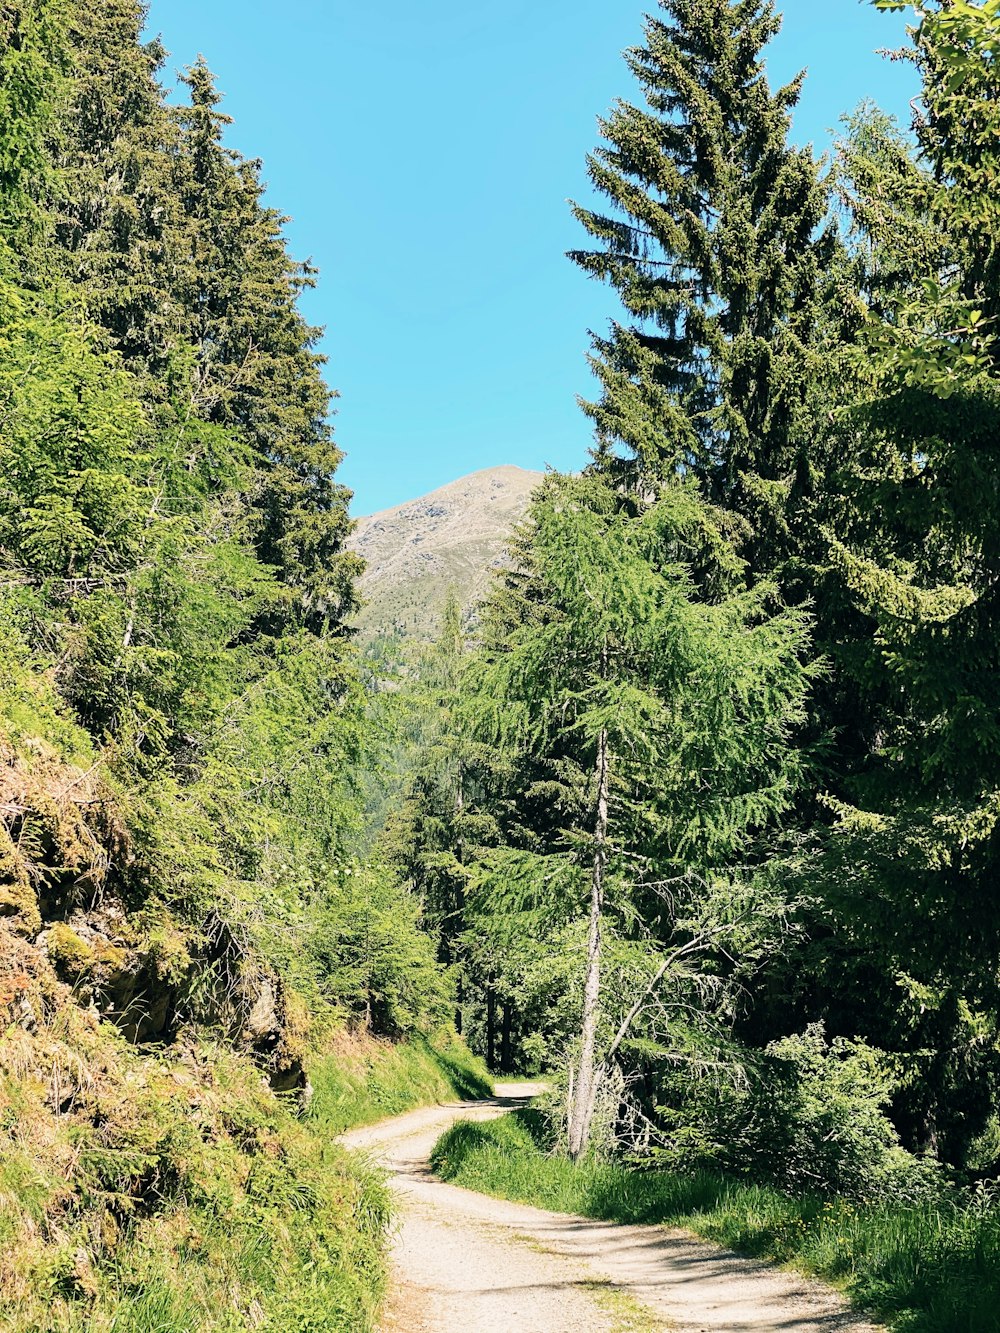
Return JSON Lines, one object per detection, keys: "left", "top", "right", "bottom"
{"left": 45, "top": 0, "right": 184, "bottom": 361}
{"left": 0, "top": 0, "right": 67, "bottom": 251}
{"left": 45, "top": 14, "right": 359, "bottom": 631}
{"left": 170, "top": 59, "right": 359, "bottom": 627}
{"left": 821, "top": 0, "right": 1000, "bottom": 1161}
{"left": 0, "top": 0, "right": 450, "bottom": 1068}
{"left": 571, "top": 0, "right": 834, "bottom": 577}
{"left": 468, "top": 473, "right": 810, "bottom": 1157}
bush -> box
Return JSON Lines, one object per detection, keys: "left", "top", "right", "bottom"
{"left": 652, "top": 1023, "right": 931, "bottom": 1199}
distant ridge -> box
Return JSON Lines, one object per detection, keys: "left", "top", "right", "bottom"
{"left": 347, "top": 465, "right": 543, "bottom": 642}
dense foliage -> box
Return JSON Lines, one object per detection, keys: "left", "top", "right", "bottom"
{"left": 394, "top": 0, "right": 1000, "bottom": 1230}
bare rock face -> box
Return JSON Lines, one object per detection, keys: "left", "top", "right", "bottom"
{"left": 347, "top": 465, "right": 543, "bottom": 642}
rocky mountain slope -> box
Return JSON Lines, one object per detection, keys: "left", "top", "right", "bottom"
{"left": 348, "top": 466, "right": 543, "bottom": 641}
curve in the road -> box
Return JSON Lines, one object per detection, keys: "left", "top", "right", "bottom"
{"left": 340, "top": 1083, "right": 883, "bottom": 1333}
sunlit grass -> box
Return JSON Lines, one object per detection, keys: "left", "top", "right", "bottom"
{"left": 1, "top": 1028, "right": 492, "bottom": 1333}
{"left": 308, "top": 1030, "right": 493, "bottom": 1135}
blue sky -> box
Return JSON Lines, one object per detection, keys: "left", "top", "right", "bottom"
{"left": 144, "top": 1, "right": 918, "bottom": 516}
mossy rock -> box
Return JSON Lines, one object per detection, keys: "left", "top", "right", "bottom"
{"left": 0, "top": 874, "right": 41, "bottom": 938}
{"left": 91, "top": 937, "right": 129, "bottom": 976}
{"left": 0, "top": 833, "right": 41, "bottom": 937}
{"left": 145, "top": 924, "right": 192, "bottom": 986}
{"left": 44, "top": 924, "right": 96, "bottom": 980}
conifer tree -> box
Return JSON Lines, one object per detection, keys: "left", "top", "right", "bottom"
{"left": 172, "top": 58, "right": 358, "bottom": 627}
{"left": 0, "top": 0, "right": 452, "bottom": 1067}
{"left": 469, "top": 472, "right": 809, "bottom": 1156}
{"left": 0, "top": 0, "right": 67, "bottom": 254}
{"left": 571, "top": 0, "right": 834, "bottom": 575}
{"left": 382, "top": 592, "right": 475, "bottom": 1026}
{"left": 824, "top": 0, "right": 1000, "bottom": 1160}
{"left": 45, "top": 13, "right": 358, "bottom": 630}
{"left": 46, "top": 1, "right": 184, "bottom": 362}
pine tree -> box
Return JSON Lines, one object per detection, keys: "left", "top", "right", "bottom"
{"left": 382, "top": 592, "right": 475, "bottom": 1028}
{"left": 0, "top": 0, "right": 452, "bottom": 1072}
{"left": 45, "top": 0, "right": 184, "bottom": 363}
{"left": 45, "top": 16, "right": 358, "bottom": 630}
{"left": 571, "top": 0, "right": 834, "bottom": 576}
{"left": 168, "top": 59, "right": 358, "bottom": 628}
{"left": 0, "top": 0, "right": 68, "bottom": 254}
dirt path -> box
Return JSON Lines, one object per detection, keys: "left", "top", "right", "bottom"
{"left": 340, "top": 1083, "right": 883, "bottom": 1333}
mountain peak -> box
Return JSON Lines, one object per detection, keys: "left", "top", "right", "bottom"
{"left": 348, "top": 466, "right": 543, "bottom": 641}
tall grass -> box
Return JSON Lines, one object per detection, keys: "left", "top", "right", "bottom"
{"left": 308, "top": 1030, "right": 493, "bottom": 1135}
{"left": 431, "top": 1110, "right": 1000, "bottom": 1333}
{"left": 1, "top": 1027, "right": 489, "bottom": 1332}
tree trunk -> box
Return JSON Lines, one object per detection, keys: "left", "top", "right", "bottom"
{"left": 500, "top": 998, "right": 514, "bottom": 1074}
{"left": 486, "top": 978, "right": 497, "bottom": 1072}
{"left": 454, "top": 761, "right": 466, "bottom": 1035}
{"left": 567, "top": 724, "right": 609, "bottom": 1162}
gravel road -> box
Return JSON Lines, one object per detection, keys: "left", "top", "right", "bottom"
{"left": 340, "top": 1083, "right": 883, "bottom": 1333}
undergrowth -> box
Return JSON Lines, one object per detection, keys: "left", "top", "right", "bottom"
{"left": 309, "top": 1028, "right": 493, "bottom": 1135}
{"left": 0, "top": 1020, "right": 389, "bottom": 1332}
{"left": 0, "top": 923, "right": 488, "bottom": 1333}
{"left": 431, "top": 1109, "right": 1000, "bottom": 1333}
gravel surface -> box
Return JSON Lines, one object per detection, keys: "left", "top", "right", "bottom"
{"left": 340, "top": 1084, "right": 884, "bottom": 1333}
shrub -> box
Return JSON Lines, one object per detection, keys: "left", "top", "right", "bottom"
{"left": 653, "top": 1023, "right": 932, "bottom": 1199}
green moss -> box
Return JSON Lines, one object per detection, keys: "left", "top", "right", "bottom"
{"left": 45, "top": 923, "right": 96, "bottom": 978}
{"left": 90, "top": 938, "right": 128, "bottom": 974}
{"left": 144, "top": 923, "right": 192, "bottom": 985}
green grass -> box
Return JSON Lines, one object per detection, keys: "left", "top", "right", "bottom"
{"left": 0, "top": 1020, "right": 489, "bottom": 1332}
{"left": 308, "top": 1030, "right": 493, "bottom": 1135}
{"left": 1, "top": 1032, "right": 392, "bottom": 1333}
{"left": 431, "top": 1109, "right": 1000, "bottom": 1333}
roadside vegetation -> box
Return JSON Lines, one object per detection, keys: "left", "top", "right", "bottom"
{"left": 309, "top": 1030, "right": 492, "bottom": 1135}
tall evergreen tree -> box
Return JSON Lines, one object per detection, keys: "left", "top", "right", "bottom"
{"left": 171, "top": 59, "right": 359, "bottom": 626}
{"left": 382, "top": 592, "right": 476, "bottom": 1028}
{"left": 0, "top": 0, "right": 67, "bottom": 254}
{"left": 44, "top": 11, "right": 358, "bottom": 630}
{"left": 571, "top": 0, "right": 834, "bottom": 577}
{"left": 823, "top": 0, "right": 1000, "bottom": 1160}
{"left": 46, "top": 1, "right": 183, "bottom": 361}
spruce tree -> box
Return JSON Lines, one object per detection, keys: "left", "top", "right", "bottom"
{"left": 46, "top": 1, "right": 184, "bottom": 364}
{"left": 45, "top": 14, "right": 358, "bottom": 630}
{"left": 0, "top": 0, "right": 68, "bottom": 254}
{"left": 824, "top": 0, "right": 1000, "bottom": 1160}
{"left": 571, "top": 0, "right": 834, "bottom": 576}
{"left": 169, "top": 59, "right": 358, "bottom": 628}
{"left": 382, "top": 592, "right": 475, "bottom": 1029}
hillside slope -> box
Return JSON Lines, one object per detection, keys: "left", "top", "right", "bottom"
{"left": 348, "top": 466, "right": 543, "bottom": 641}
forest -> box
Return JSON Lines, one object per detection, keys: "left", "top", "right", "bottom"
{"left": 2, "top": 0, "right": 1000, "bottom": 1330}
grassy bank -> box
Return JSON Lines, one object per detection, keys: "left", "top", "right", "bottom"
{"left": 0, "top": 929, "right": 489, "bottom": 1333}
{"left": 0, "top": 1018, "right": 390, "bottom": 1332}
{"left": 309, "top": 1029, "right": 493, "bottom": 1135}
{"left": 431, "top": 1109, "right": 1000, "bottom": 1333}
